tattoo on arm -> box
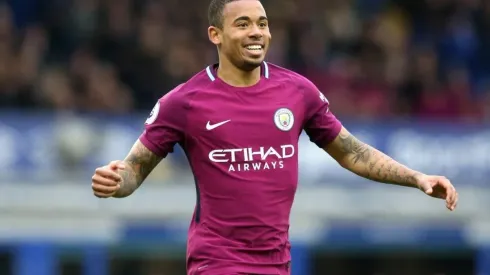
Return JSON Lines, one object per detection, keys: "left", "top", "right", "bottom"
{"left": 113, "top": 140, "right": 163, "bottom": 197}
{"left": 337, "top": 133, "right": 372, "bottom": 165}
{"left": 332, "top": 130, "right": 421, "bottom": 188}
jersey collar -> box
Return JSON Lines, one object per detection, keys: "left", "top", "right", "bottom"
{"left": 205, "top": 61, "right": 269, "bottom": 82}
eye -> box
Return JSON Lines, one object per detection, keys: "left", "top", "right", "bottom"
{"left": 237, "top": 22, "right": 248, "bottom": 28}
{"left": 259, "top": 22, "right": 268, "bottom": 28}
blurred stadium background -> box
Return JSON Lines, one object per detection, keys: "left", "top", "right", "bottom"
{"left": 0, "top": 0, "right": 490, "bottom": 274}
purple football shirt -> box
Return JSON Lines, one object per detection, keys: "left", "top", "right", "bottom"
{"left": 139, "top": 62, "right": 342, "bottom": 275}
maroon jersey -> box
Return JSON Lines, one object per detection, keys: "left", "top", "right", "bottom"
{"left": 139, "top": 62, "right": 342, "bottom": 274}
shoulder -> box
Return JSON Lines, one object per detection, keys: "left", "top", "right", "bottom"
{"left": 267, "top": 63, "right": 328, "bottom": 107}
{"left": 266, "top": 62, "right": 318, "bottom": 94}
{"left": 157, "top": 68, "right": 214, "bottom": 107}
{"left": 145, "top": 82, "right": 189, "bottom": 125}
{"left": 155, "top": 83, "right": 187, "bottom": 109}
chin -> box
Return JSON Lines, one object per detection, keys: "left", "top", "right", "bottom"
{"left": 240, "top": 58, "right": 264, "bottom": 71}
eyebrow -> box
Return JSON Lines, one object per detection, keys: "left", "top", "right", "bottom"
{"left": 233, "top": 16, "right": 268, "bottom": 23}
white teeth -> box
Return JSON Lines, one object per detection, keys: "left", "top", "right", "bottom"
{"left": 246, "top": 45, "right": 262, "bottom": 50}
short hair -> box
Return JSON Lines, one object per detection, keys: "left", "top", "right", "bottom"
{"left": 208, "top": 0, "right": 260, "bottom": 29}
{"left": 208, "top": 0, "right": 237, "bottom": 29}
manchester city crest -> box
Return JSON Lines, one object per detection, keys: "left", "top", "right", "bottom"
{"left": 274, "top": 108, "right": 294, "bottom": 131}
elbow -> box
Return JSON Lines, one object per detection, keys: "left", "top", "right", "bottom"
{"left": 326, "top": 148, "right": 352, "bottom": 169}
{"left": 338, "top": 160, "right": 350, "bottom": 170}
{"left": 335, "top": 156, "right": 351, "bottom": 169}
{"left": 334, "top": 160, "right": 350, "bottom": 172}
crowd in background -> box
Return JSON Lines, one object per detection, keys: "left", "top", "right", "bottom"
{"left": 1, "top": 0, "right": 490, "bottom": 121}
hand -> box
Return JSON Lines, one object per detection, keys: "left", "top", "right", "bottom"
{"left": 416, "top": 174, "right": 458, "bottom": 211}
{"left": 91, "top": 160, "right": 126, "bottom": 198}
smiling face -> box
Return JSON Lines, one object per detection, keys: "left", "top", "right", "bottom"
{"left": 208, "top": 0, "right": 271, "bottom": 71}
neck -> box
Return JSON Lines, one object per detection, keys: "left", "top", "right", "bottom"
{"left": 217, "top": 57, "right": 261, "bottom": 87}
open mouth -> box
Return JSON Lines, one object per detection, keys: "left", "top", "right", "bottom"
{"left": 244, "top": 44, "right": 264, "bottom": 55}
{"left": 245, "top": 44, "right": 263, "bottom": 51}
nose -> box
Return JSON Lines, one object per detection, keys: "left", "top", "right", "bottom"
{"left": 249, "top": 24, "right": 263, "bottom": 39}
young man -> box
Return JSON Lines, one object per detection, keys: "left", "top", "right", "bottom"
{"left": 91, "top": 0, "right": 458, "bottom": 274}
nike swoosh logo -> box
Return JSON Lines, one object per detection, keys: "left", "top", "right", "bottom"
{"left": 206, "top": 119, "right": 231, "bottom": 130}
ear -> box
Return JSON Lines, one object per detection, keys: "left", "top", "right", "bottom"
{"left": 208, "top": 26, "right": 221, "bottom": 46}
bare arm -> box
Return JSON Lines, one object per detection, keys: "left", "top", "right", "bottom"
{"left": 113, "top": 140, "right": 163, "bottom": 198}
{"left": 324, "top": 127, "right": 423, "bottom": 188}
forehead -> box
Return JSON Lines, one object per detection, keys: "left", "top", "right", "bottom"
{"left": 222, "top": 0, "right": 266, "bottom": 22}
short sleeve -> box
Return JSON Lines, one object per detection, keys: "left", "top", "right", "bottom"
{"left": 302, "top": 81, "right": 342, "bottom": 148}
{"left": 139, "top": 85, "right": 186, "bottom": 157}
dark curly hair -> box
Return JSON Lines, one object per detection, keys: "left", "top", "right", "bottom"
{"left": 208, "top": 0, "right": 260, "bottom": 29}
